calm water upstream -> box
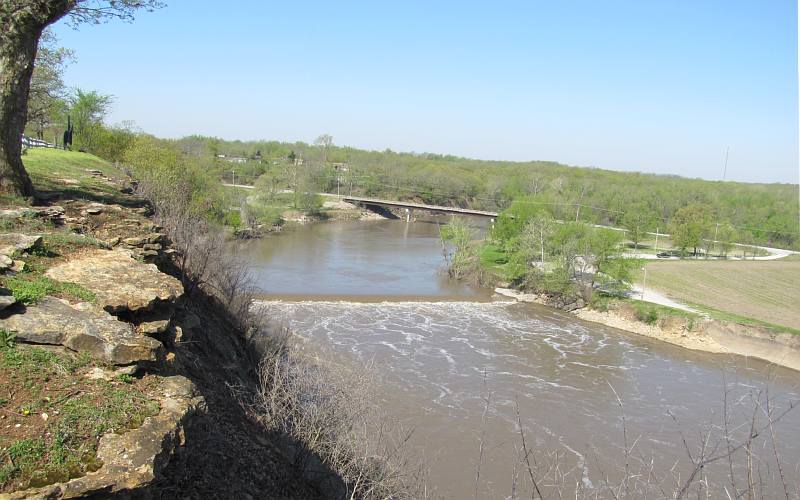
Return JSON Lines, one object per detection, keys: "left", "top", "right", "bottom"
{"left": 243, "top": 220, "right": 800, "bottom": 498}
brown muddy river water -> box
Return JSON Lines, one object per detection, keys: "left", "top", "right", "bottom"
{"left": 243, "top": 220, "right": 800, "bottom": 498}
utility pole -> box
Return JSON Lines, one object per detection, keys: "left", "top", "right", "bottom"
{"left": 654, "top": 227, "right": 659, "bottom": 252}
{"left": 722, "top": 147, "right": 729, "bottom": 181}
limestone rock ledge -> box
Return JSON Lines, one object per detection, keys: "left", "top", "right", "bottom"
{"left": 1, "top": 376, "right": 205, "bottom": 500}
{"left": 45, "top": 250, "right": 183, "bottom": 314}
{"left": 0, "top": 297, "right": 162, "bottom": 365}
{"left": 0, "top": 233, "right": 42, "bottom": 257}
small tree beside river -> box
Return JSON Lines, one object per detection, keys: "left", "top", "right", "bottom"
{"left": 484, "top": 205, "right": 638, "bottom": 300}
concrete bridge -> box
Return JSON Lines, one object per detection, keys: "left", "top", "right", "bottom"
{"left": 342, "top": 195, "right": 498, "bottom": 221}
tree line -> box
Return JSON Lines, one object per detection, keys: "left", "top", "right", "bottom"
{"left": 173, "top": 135, "right": 800, "bottom": 250}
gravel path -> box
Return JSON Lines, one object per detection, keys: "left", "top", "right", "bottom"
{"left": 628, "top": 283, "right": 699, "bottom": 313}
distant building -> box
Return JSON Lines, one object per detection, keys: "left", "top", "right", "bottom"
{"left": 225, "top": 157, "right": 248, "bottom": 164}
{"left": 331, "top": 162, "right": 349, "bottom": 172}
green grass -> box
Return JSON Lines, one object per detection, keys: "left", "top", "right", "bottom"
{"left": 21, "top": 149, "right": 130, "bottom": 205}
{"left": 683, "top": 301, "right": 800, "bottom": 336}
{"left": 0, "top": 344, "right": 159, "bottom": 491}
{"left": 1, "top": 343, "right": 91, "bottom": 385}
{"left": 643, "top": 259, "right": 800, "bottom": 330}
{"left": 0, "top": 213, "right": 53, "bottom": 233}
{"left": 0, "top": 329, "right": 15, "bottom": 349}
{"left": 41, "top": 232, "right": 108, "bottom": 251}
{"left": 2, "top": 275, "right": 96, "bottom": 305}
{"left": 478, "top": 244, "right": 513, "bottom": 282}
{"left": 479, "top": 243, "right": 508, "bottom": 267}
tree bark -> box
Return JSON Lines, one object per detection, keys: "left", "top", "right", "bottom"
{"left": 0, "top": 1, "right": 73, "bottom": 198}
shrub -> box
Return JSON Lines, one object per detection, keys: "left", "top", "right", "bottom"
{"left": 250, "top": 330, "right": 426, "bottom": 498}
{"left": 223, "top": 211, "right": 241, "bottom": 229}
{"left": 634, "top": 303, "right": 660, "bottom": 325}
{"left": 589, "top": 293, "right": 614, "bottom": 312}
{"left": 440, "top": 218, "right": 480, "bottom": 282}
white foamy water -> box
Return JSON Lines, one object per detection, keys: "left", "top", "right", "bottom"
{"left": 256, "top": 299, "right": 800, "bottom": 498}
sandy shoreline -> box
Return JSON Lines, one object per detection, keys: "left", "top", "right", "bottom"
{"left": 494, "top": 288, "right": 800, "bottom": 372}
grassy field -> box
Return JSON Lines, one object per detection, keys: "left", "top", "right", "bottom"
{"left": 644, "top": 259, "right": 800, "bottom": 331}
{"left": 14, "top": 148, "right": 129, "bottom": 207}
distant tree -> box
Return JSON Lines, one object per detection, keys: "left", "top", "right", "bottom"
{"left": 314, "top": 134, "right": 333, "bottom": 165}
{"left": 69, "top": 89, "right": 113, "bottom": 151}
{"left": 669, "top": 203, "right": 713, "bottom": 257}
{"left": 507, "top": 212, "right": 554, "bottom": 280}
{"left": 621, "top": 205, "right": 656, "bottom": 252}
{"left": 586, "top": 227, "right": 629, "bottom": 289}
{"left": 208, "top": 137, "right": 220, "bottom": 158}
{"left": 254, "top": 170, "right": 283, "bottom": 204}
{"left": 25, "top": 29, "right": 73, "bottom": 140}
{"left": 716, "top": 223, "right": 738, "bottom": 258}
{"left": 0, "top": 0, "right": 164, "bottom": 197}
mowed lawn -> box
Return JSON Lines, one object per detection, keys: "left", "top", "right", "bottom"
{"left": 644, "top": 259, "right": 800, "bottom": 330}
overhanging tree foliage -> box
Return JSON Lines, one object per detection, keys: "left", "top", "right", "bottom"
{"left": 0, "top": 0, "right": 163, "bottom": 197}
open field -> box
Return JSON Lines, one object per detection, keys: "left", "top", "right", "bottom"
{"left": 15, "top": 149, "right": 130, "bottom": 207}
{"left": 644, "top": 259, "right": 800, "bottom": 331}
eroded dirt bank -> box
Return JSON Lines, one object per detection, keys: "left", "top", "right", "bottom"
{"left": 495, "top": 288, "right": 800, "bottom": 372}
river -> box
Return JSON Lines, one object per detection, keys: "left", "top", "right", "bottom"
{"left": 242, "top": 219, "right": 800, "bottom": 498}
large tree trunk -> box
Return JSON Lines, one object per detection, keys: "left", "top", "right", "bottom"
{"left": 0, "top": 26, "right": 39, "bottom": 197}
{"left": 0, "top": 1, "right": 73, "bottom": 198}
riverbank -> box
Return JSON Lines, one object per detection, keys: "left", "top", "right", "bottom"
{"left": 495, "top": 288, "right": 800, "bottom": 372}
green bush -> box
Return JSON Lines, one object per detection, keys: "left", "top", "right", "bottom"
{"left": 223, "top": 211, "right": 242, "bottom": 229}
{"left": 634, "top": 303, "right": 660, "bottom": 325}
{"left": 589, "top": 293, "right": 614, "bottom": 312}
{"left": 241, "top": 203, "right": 284, "bottom": 228}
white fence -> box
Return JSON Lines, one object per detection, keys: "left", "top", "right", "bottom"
{"left": 21, "top": 135, "right": 56, "bottom": 149}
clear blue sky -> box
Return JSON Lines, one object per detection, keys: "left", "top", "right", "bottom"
{"left": 53, "top": 0, "right": 798, "bottom": 183}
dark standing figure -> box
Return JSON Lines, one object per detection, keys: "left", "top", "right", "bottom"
{"left": 62, "top": 115, "right": 73, "bottom": 150}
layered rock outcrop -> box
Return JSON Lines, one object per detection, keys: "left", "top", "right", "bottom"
{"left": 0, "top": 297, "right": 162, "bottom": 365}
{"left": 45, "top": 249, "right": 183, "bottom": 314}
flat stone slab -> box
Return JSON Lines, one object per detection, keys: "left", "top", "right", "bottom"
{"left": 45, "top": 249, "right": 183, "bottom": 314}
{"left": 0, "top": 206, "right": 63, "bottom": 221}
{"left": 0, "top": 297, "right": 162, "bottom": 365}
{"left": 0, "top": 233, "right": 42, "bottom": 256}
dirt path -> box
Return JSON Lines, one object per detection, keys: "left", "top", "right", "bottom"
{"left": 628, "top": 284, "right": 699, "bottom": 313}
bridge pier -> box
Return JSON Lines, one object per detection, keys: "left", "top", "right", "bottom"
{"left": 405, "top": 208, "right": 413, "bottom": 222}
